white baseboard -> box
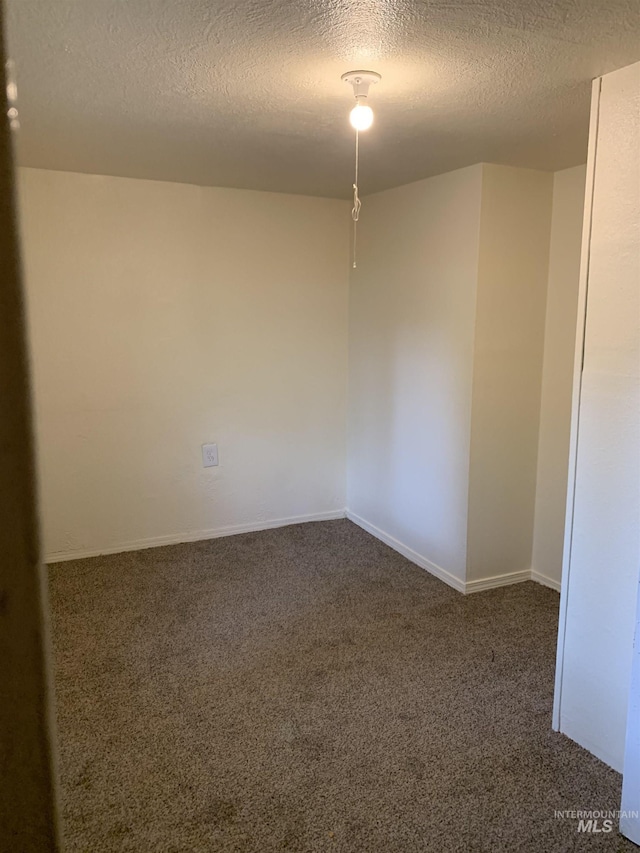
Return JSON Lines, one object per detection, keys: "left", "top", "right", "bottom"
{"left": 464, "top": 570, "right": 531, "bottom": 594}
{"left": 45, "top": 509, "right": 346, "bottom": 564}
{"left": 345, "top": 510, "right": 560, "bottom": 595}
{"left": 345, "top": 510, "right": 466, "bottom": 593}
{"left": 530, "top": 569, "right": 562, "bottom": 592}
{"left": 47, "top": 509, "right": 564, "bottom": 599}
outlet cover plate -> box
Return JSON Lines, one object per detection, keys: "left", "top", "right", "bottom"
{"left": 202, "top": 443, "right": 218, "bottom": 468}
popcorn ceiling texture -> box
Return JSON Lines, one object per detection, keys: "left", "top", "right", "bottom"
{"left": 6, "top": 0, "right": 640, "bottom": 197}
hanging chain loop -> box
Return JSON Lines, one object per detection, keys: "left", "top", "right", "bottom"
{"left": 351, "top": 130, "right": 361, "bottom": 268}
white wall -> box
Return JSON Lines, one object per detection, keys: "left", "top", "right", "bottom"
{"left": 556, "top": 62, "right": 640, "bottom": 772}
{"left": 467, "top": 165, "right": 553, "bottom": 585}
{"left": 531, "top": 166, "right": 586, "bottom": 589}
{"left": 347, "top": 165, "right": 483, "bottom": 588}
{"left": 347, "top": 163, "right": 558, "bottom": 592}
{"left": 17, "top": 168, "right": 350, "bottom": 560}
{"left": 19, "top": 161, "right": 582, "bottom": 598}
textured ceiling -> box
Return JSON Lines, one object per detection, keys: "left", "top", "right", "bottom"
{"left": 6, "top": 0, "right": 640, "bottom": 198}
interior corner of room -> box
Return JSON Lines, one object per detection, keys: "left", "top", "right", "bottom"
{"left": 17, "top": 161, "right": 586, "bottom": 598}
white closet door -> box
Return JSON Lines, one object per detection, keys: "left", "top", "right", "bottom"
{"left": 554, "top": 60, "right": 640, "bottom": 778}
{"left": 621, "top": 575, "right": 640, "bottom": 843}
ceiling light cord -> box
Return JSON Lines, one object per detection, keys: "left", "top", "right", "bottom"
{"left": 342, "top": 70, "right": 380, "bottom": 270}
{"left": 352, "top": 129, "right": 361, "bottom": 269}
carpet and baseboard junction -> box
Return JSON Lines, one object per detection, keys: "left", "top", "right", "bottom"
{"left": 46, "top": 510, "right": 561, "bottom": 594}
{"left": 49, "top": 519, "right": 631, "bottom": 852}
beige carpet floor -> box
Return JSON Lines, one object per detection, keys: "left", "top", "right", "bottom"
{"left": 48, "top": 519, "right": 637, "bottom": 852}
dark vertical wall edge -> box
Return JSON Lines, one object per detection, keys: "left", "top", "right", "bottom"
{"left": 0, "top": 3, "right": 60, "bottom": 850}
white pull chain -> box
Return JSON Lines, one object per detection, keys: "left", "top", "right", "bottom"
{"left": 351, "top": 129, "right": 361, "bottom": 269}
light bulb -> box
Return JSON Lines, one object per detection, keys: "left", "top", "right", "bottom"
{"left": 350, "top": 102, "right": 374, "bottom": 131}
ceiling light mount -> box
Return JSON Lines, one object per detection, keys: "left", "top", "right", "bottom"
{"left": 341, "top": 70, "right": 381, "bottom": 101}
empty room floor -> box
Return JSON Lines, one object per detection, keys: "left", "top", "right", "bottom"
{"left": 48, "top": 520, "right": 633, "bottom": 852}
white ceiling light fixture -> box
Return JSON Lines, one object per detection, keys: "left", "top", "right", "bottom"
{"left": 342, "top": 71, "right": 381, "bottom": 268}
{"left": 342, "top": 70, "right": 380, "bottom": 130}
{"left": 350, "top": 102, "right": 374, "bottom": 131}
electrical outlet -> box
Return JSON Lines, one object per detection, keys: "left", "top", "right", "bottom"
{"left": 202, "top": 443, "right": 218, "bottom": 468}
